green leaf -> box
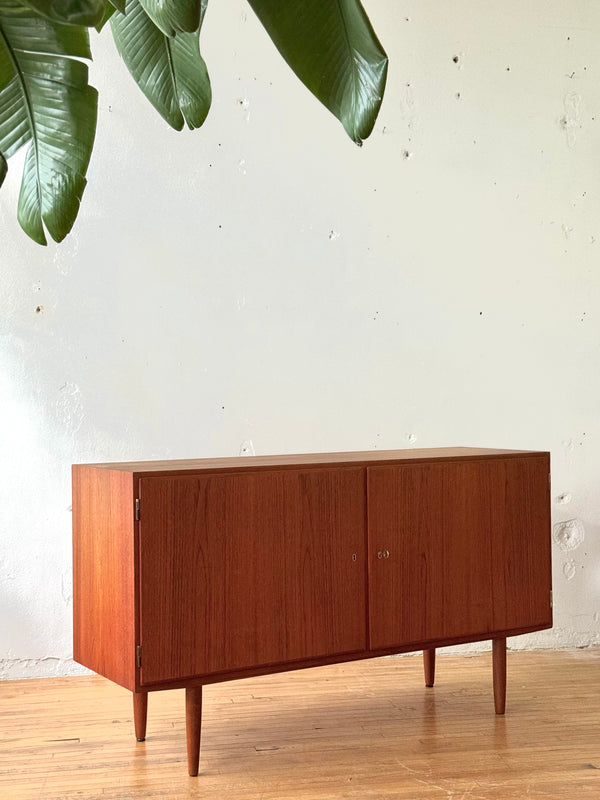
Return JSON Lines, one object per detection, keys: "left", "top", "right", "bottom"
{"left": 95, "top": 2, "right": 116, "bottom": 31}
{"left": 0, "top": 150, "right": 6, "bottom": 187}
{"left": 0, "top": 5, "right": 98, "bottom": 244}
{"left": 246, "top": 0, "right": 388, "bottom": 145}
{"left": 21, "top": 0, "right": 107, "bottom": 28}
{"left": 138, "top": 0, "right": 201, "bottom": 37}
{"left": 111, "top": 0, "right": 211, "bottom": 131}
{"left": 94, "top": 2, "right": 126, "bottom": 33}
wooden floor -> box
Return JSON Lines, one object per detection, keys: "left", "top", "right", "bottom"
{"left": 1, "top": 649, "right": 598, "bottom": 799}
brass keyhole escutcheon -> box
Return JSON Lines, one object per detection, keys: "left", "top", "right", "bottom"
{"left": 377, "top": 549, "right": 390, "bottom": 559}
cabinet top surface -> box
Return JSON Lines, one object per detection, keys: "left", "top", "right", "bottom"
{"left": 74, "top": 447, "right": 549, "bottom": 476}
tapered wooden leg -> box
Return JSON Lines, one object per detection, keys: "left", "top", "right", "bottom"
{"left": 492, "top": 638, "right": 507, "bottom": 715}
{"left": 133, "top": 691, "right": 148, "bottom": 742}
{"left": 423, "top": 648, "right": 436, "bottom": 687}
{"left": 186, "top": 686, "right": 203, "bottom": 777}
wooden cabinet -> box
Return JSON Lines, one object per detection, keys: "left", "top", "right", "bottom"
{"left": 138, "top": 468, "right": 366, "bottom": 683}
{"left": 72, "top": 447, "right": 552, "bottom": 776}
{"left": 367, "top": 457, "right": 551, "bottom": 649}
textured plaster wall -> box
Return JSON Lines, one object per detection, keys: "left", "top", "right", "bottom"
{"left": 1, "top": 0, "right": 599, "bottom": 679}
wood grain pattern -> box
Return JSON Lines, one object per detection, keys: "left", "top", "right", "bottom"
{"left": 133, "top": 621, "right": 554, "bottom": 692}
{"left": 133, "top": 692, "right": 148, "bottom": 741}
{"left": 367, "top": 457, "right": 552, "bottom": 650}
{"left": 72, "top": 465, "right": 136, "bottom": 691}
{"left": 493, "top": 638, "right": 507, "bottom": 715}
{"left": 72, "top": 445, "right": 553, "bottom": 775}
{"left": 80, "top": 447, "right": 542, "bottom": 475}
{"left": 138, "top": 468, "right": 367, "bottom": 684}
{"left": 186, "top": 687, "right": 202, "bottom": 776}
{"left": 3, "top": 650, "right": 599, "bottom": 799}
{"left": 489, "top": 455, "right": 552, "bottom": 630}
{"left": 423, "top": 648, "right": 436, "bottom": 687}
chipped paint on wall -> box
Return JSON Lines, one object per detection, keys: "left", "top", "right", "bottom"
{"left": 55, "top": 382, "right": 84, "bottom": 437}
{"left": 559, "top": 92, "right": 583, "bottom": 146}
{"left": 553, "top": 519, "right": 585, "bottom": 552}
{"left": 237, "top": 97, "right": 251, "bottom": 122}
{"left": 239, "top": 439, "right": 255, "bottom": 456}
{"left": 0, "top": 658, "right": 90, "bottom": 681}
{"left": 563, "top": 559, "right": 577, "bottom": 581}
{"left": 556, "top": 492, "right": 572, "bottom": 505}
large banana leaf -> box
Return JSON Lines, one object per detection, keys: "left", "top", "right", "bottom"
{"left": 0, "top": 4, "right": 98, "bottom": 244}
{"left": 0, "top": 150, "right": 6, "bottom": 186}
{"left": 138, "top": 0, "right": 201, "bottom": 37}
{"left": 95, "top": 1, "right": 127, "bottom": 33}
{"left": 20, "top": 0, "right": 106, "bottom": 27}
{"left": 247, "top": 0, "right": 387, "bottom": 145}
{"left": 111, "top": 0, "right": 210, "bottom": 131}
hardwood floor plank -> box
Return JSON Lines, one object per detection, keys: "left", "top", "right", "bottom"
{"left": 0, "top": 650, "right": 598, "bottom": 799}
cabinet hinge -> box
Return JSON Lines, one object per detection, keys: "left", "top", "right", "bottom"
{"left": 135, "top": 498, "right": 140, "bottom": 521}
{"left": 550, "top": 590, "right": 553, "bottom": 609}
{"left": 136, "top": 645, "right": 142, "bottom": 668}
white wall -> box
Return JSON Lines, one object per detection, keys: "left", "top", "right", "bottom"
{"left": 1, "top": 0, "right": 599, "bottom": 679}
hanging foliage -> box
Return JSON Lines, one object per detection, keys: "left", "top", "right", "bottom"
{"left": 0, "top": 0, "right": 388, "bottom": 244}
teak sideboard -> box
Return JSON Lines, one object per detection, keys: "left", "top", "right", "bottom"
{"left": 72, "top": 447, "right": 552, "bottom": 776}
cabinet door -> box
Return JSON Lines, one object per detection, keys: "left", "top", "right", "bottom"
{"left": 367, "top": 457, "right": 551, "bottom": 650}
{"left": 138, "top": 467, "right": 366, "bottom": 684}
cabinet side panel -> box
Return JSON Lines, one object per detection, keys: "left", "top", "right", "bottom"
{"left": 490, "top": 455, "right": 552, "bottom": 630}
{"left": 72, "top": 465, "right": 136, "bottom": 691}
{"left": 138, "top": 468, "right": 366, "bottom": 684}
